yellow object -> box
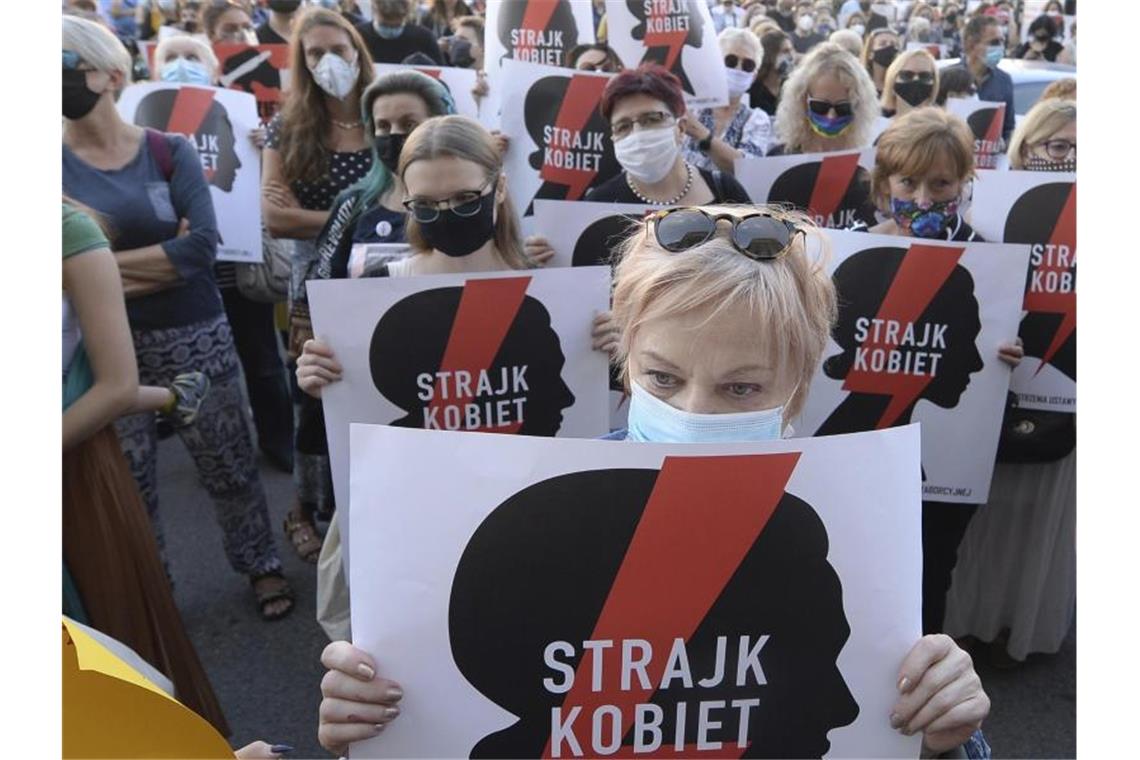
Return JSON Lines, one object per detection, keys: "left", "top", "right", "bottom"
{"left": 62, "top": 618, "right": 234, "bottom": 759}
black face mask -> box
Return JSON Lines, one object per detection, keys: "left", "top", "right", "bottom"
{"left": 62, "top": 69, "right": 102, "bottom": 120}
{"left": 417, "top": 181, "right": 497, "bottom": 258}
{"left": 894, "top": 80, "right": 934, "bottom": 107}
{"left": 872, "top": 45, "right": 899, "bottom": 68}
{"left": 374, "top": 132, "right": 407, "bottom": 175}
{"left": 448, "top": 37, "right": 475, "bottom": 68}
{"left": 268, "top": 0, "right": 302, "bottom": 12}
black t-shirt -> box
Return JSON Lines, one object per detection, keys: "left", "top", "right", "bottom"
{"left": 355, "top": 22, "right": 444, "bottom": 64}
{"left": 792, "top": 32, "right": 826, "bottom": 54}
{"left": 256, "top": 22, "right": 288, "bottom": 45}
{"left": 747, "top": 79, "right": 780, "bottom": 116}
{"left": 770, "top": 10, "right": 796, "bottom": 34}
{"left": 585, "top": 167, "right": 752, "bottom": 204}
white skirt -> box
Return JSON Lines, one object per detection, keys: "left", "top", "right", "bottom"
{"left": 943, "top": 449, "right": 1076, "bottom": 661}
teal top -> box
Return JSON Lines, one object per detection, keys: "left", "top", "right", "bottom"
{"left": 62, "top": 203, "right": 110, "bottom": 411}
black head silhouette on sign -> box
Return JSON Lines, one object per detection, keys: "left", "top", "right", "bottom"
{"left": 816, "top": 245, "right": 983, "bottom": 436}
{"left": 966, "top": 107, "right": 1004, "bottom": 169}
{"left": 766, "top": 155, "right": 876, "bottom": 229}
{"left": 571, "top": 213, "right": 641, "bottom": 268}
{"left": 369, "top": 279, "right": 575, "bottom": 436}
{"left": 497, "top": 0, "right": 580, "bottom": 67}
{"left": 217, "top": 44, "right": 286, "bottom": 121}
{"left": 449, "top": 454, "right": 859, "bottom": 759}
{"left": 134, "top": 88, "right": 241, "bottom": 192}
{"left": 626, "top": 0, "right": 706, "bottom": 94}
{"left": 1002, "top": 182, "right": 1076, "bottom": 381}
{"left": 524, "top": 74, "right": 620, "bottom": 211}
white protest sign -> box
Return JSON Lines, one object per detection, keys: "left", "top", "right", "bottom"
{"left": 970, "top": 170, "right": 1076, "bottom": 412}
{"left": 309, "top": 267, "right": 612, "bottom": 569}
{"left": 348, "top": 423, "right": 924, "bottom": 759}
{"left": 792, "top": 229, "right": 1030, "bottom": 504}
{"left": 484, "top": 0, "right": 597, "bottom": 102}
{"left": 606, "top": 0, "right": 729, "bottom": 109}
{"left": 734, "top": 148, "right": 877, "bottom": 230}
{"left": 118, "top": 82, "right": 262, "bottom": 263}
{"left": 373, "top": 63, "right": 480, "bottom": 121}
{"left": 499, "top": 60, "right": 621, "bottom": 217}
{"left": 945, "top": 98, "right": 1008, "bottom": 171}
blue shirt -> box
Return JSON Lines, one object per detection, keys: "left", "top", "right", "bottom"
{"left": 950, "top": 62, "right": 1016, "bottom": 141}
{"left": 63, "top": 133, "right": 223, "bottom": 331}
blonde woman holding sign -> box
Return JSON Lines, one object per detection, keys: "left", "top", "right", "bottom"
{"left": 315, "top": 205, "right": 993, "bottom": 758}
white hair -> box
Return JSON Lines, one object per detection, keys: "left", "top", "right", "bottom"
{"left": 718, "top": 27, "right": 763, "bottom": 63}
{"left": 829, "top": 29, "right": 864, "bottom": 58}
{"left": 153, "top": 35, "right": 220, "bottom": 78}
{"left": 63, "top": 14, "right": 133, "bottom": 81}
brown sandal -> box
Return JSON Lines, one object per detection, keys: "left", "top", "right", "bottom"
{"left": 283, "top": 509, "right": 322, "bottom": 564}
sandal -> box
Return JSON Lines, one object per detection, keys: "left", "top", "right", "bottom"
{"left": 284, "top": 508, "right": 322, "bottom": 564}
{"left": 251, "top": 571, "right": 295, "bottom": 622}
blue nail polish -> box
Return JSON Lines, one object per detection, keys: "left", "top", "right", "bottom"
{"left": 270, "top": 745, "right": 295, "bottom": 754}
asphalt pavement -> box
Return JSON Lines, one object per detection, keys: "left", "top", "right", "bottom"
{"left": 155, "top": 436, "right": 1076, "bottom": 759}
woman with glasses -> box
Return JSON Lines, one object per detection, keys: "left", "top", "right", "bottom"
{"left": 315, "top": 204, "right": 994, "bottom": 760}
{"left": 944, "top": 97, "right": 1076, "bottom": 669}
{"left": 679, "top": 27, "right": 773, "bottom": 174}
{"left": 881, "top": 48, "right": 940, "bottom": 118}
{"left": 583, "top": 65, "right": 752, "bottom": 205}
{"left": 768, "top": 42, "right": 880, "bottom": 156}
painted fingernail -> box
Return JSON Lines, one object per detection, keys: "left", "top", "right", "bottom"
{"left": 270, "top": 745, "right": 294, "bottom": 754}
{"left": 386, "top": 685, "right": 404, "bottom": 701}
{"left": 357, "top": 663, "right": 375, "bottom": 680}
{"left": 889, "top": 713, "right": 902, "bottom": 729}
{"left": 897, "top": 676, "right": 910, "bottom": 692}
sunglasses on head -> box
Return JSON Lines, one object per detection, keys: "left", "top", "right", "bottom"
{"left": 649, "top": 208, "right": 804, "bottom": 261}
{"left": 806, "top": 97, "right": 853, "bottom": 117}
{"left": 896, "top": 70, "right": 935, "bottom": 84}
{"left": 724, "top": 54, "right": 757, "bottom": 73}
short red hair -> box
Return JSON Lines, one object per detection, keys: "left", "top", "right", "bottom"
{"left": 599, "top": 64, "right": 686, "bottom": 122}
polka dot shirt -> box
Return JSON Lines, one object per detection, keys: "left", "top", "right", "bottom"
{"left": 265, "top": 114, "right": 372, "bottom": 212}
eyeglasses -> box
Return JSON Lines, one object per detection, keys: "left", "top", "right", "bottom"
{"left": 724, "top": 54, "right": 757, "bottom": 73}
{"left": 806, "top": 97, "right": 853, "bottom": 117}
{"left": 611, "top": 110, "right": 675, "bottom": 140}
{"left": 402, "top": 178, "right": 497, "bottom": 223}
{"left": 1036, "top": 139, "right": 1076, "bottom": 160}
{"left": 895, "top": 70, "right": 935, "bottom": 84}
{"left": 649, "top": 208, "right": 804, "bottom": 261}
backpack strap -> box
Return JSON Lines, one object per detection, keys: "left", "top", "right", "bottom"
{"left": 144, "top": 128, "right": 175, "bottom": 182}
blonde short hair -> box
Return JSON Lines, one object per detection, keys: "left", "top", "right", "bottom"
{"left": 718, "top": 27, "right": 762, "bottom": 62}
{"left": 1039, "top": 78, "right": 1076, "bottom": 103}
{"left": 871, "top": 107, "right": 975, "bottom": 211}
{"left": 1007, "top": 99, "right": 1076, "bottom": 169}
{"left": 610, "top": 206, "right": 837, "bottom": 421}
{"left": 63, "top": 14, "right": 133, "bottom": 82}
{"left": 775, "top": 42, "right": 880, "bottom": 153}
{"left": 861, "top": 28, "right": 900, "bottom": 75}
{"left": 880, "top": 48, "right": 938, "bottom": 112}
{"left": 829, "top": 29, "right": 863, "bottom": 58}
{"left": 152, "top": 35, "right": 220, "bottom": 80}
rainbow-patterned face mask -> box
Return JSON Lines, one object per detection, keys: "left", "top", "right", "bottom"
{"left": 806, "top": 108, "right": 854, "bottom": 138}
{"left": 890, "top": 197, "right": 960, "bottom": 238}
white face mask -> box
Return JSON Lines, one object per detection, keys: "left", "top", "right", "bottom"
{"left": 613, "top": 126, "right": 679, "bottom": 184}
{"left": 309, "top": 52, "right": 359, "bottom": 100}
{"left": 797, "top": 15, "right": 815, "bottom": 32}
{"left": 851, "top": 23, "right": 865, "bottom": 36}
{"left": 725, "top": 66, "right": 754, "bottom": 97}
{"left": 626, "top": 381, "right": 791, "bottom": 443}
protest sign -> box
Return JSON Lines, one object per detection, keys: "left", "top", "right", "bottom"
{"left": 308, "top": 267, "right": 612, "bottom": 568}
{"left": 735, "top": 149, "right": 877, "bottom": 229}
{"left": 347, "top": 423, "right": 924, "bottom": 759}
{"left": 214, "top": 43, "right": 291, "bottom": 124}
{"left": 605, "top": 0, "right": 729, "bottom": 109}
{"left": 792, "top": 230, "right": 1030, "bottom": 504}
{"left": 970, "top": 170, "right": 1076, "bottom": 412}
{"left": 118, "top": 82, "right": 262, "bottom": 263}
{"left": 485, "top": 0, "right": 597, "bottom": 96}
{"left": 945, "top": 98, "right": 1008, "bottom": 171}
{"left": 374, "top": 63, "right": 480, "bottom": 121}
{"left": 500, "top": 60, "right": 621, "bottom": 217}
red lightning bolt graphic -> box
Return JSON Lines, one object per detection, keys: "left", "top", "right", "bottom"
{"left": 643, "top": 3, "right": 689, "bottom": 71}
{"left": 541, "top": 453, "right": 802, "bottom": 759}
{"left": 1023, "top": 184, "right": 1076, "bottom": 375}
{"left": 842, "top": 244, "right": 966, "bottom": 428}
{"left": 540, "top": 74, "right": 609, "bottom": 200}
{"left": 166, "top": 86, "right": 217, "bottom": 181}
{"left": 428, "top": 277, "right": 531, "bottom": 434}
{"left": 807, "top": 153, "right": 861, "bottom": 227}
{"left": 413, "top": 67, "right": 443, "bottom": 80}
{"left": 516, "top": 0, "right": 560, "bottom": 61}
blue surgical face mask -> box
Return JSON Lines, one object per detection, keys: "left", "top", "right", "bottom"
{"left": 375, "top": 22, "right": 405, "bottom": 39}
{"left": 984, "top": 43, "right": 1003, "bottom": 68}
{"left": 160, "top": 57, "right": 212, "bottom": 86}
{"left": 626, "top": 380, "right": 790, "bottom": 443}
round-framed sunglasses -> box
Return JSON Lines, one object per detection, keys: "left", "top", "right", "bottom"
{"left": 648, "top": 208, "right": 804, "bottom": 261}
{"left": 724, "top": 54, "right": 757, "bottom": 73}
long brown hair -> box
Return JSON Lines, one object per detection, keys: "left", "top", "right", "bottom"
{"left": 278, "top": 7, "right": 375, "bottom": 184}
{"left": 397, "top": 116, "right": 529, "bottom": 270}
